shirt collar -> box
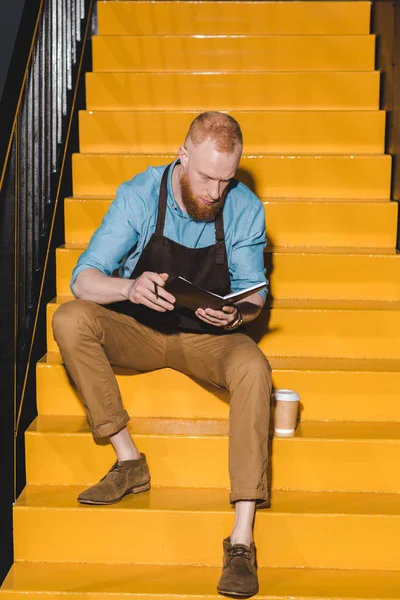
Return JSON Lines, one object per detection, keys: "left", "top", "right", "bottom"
{"left": 167, "top": 158, "right": 191, "bottom": 219}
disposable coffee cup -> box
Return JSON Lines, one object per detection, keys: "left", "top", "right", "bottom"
{"left": 274, "top": 389, "right": 300, "bottom": 437}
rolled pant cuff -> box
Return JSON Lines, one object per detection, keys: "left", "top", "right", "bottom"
{"left": 90, "top": 411, "right": 130, "bottom": 438}
{"left": 230, "top": 488, "right": 269, "bottom": 506}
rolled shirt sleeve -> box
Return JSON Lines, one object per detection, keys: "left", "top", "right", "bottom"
{"left": 228, "top": 194, "right": 268, "bottom": 302}
{"left": 70, "top": 183, "right": 141, "bottom": 294}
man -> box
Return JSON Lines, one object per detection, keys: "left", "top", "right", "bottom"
{"left": 52, "top": 112, "right": 272, "bottom": 598}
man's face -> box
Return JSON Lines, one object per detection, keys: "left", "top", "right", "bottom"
{"left": 178, "top": 139, "right": 241, "bottom": 221}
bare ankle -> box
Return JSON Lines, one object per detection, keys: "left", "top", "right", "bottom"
{"left": 117, "top": 454, "right": 142, "bottom": 462}
{"left": 116, "top": 449, "right": 141, "bottom": 462}
{"left": 230, "top": 530, "right": 253, "bottom": 547}
{"left": 109, "top": 427, "right": 141, "bottom": 462}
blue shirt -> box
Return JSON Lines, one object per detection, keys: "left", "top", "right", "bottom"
{"left": 71, "top": 160, "right": 268, "bottom": 300}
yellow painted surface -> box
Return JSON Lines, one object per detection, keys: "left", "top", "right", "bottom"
{"left": 85, "top": 72, "right": 380, "bottom": 111}
{"left": 72, "top": 154, "right": 392, "bottom": 199}
{"left": 5, "top": 0, "right": 400, "bottom": 596}
{"left": 36, "top": 353, "right": 400, "bottom": 423}
{"left": 97, "top": 2, "right": 371, "bottom": 35}
{"left": 5, "top": 562, "right": 400, "bottom": 599}
{"left": 64, "top": 196, "right": 398, "bottom": 248}
{"left": 263, "top": 200, "right": 397, "bottom": 248}
{"left": 46, "top": 297, "right": 400, "bottom": 359}
{"left": 24, "top": 415, "right": 400, "bottom": 493}
{"left": 79, "top": 110, "right": 385, "bottom": 155}
{"left": 13, "top": 486, "right": 400, "bottom": 569}
{"left": 56, "top": 245, "right": 400, "bottom": 301}
{"left": 92, "top": 34, "right": 376, "bottom": 72}
{"left": 254, "top": 304, "right": 400, "bottom": 360}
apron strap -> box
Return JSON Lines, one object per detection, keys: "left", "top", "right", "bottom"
{"left": 214, "top": 210, "right": 226, "bottom": 265}
{"left": 154, "top": 163, "right": 172, "bottom": 237}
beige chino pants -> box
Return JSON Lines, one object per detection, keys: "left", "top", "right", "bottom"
{"left": 52, "top": 299, "right": 272, "bottom": 505}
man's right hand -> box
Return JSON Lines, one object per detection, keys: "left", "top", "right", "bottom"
{"left": 122, "top": 272, "right": 175, "bottom": 312}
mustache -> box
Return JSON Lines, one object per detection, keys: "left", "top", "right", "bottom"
{"left": 179, "top": 173, "right": 225, "bottom": 221}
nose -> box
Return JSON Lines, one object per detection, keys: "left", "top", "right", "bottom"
{"left": 208, "top": 180, "right": 220, "bottom": 200}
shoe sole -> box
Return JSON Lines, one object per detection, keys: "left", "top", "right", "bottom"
{"left": 77, "top": 482, "right": 151, "bottom": 505}
{"left": 217, "top": 588, "right": 259, "bottom": 598}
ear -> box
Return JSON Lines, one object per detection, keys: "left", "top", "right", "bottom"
{"left": 178, "top": 145, "right": 189, "bottom": 168}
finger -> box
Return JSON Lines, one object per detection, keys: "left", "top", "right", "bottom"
{"left": 143, "top": 289, "right": 175, "bottom": 311}
{"left": 140, "top": 275, "right": 176, "bottom": 304}
{"left": 143, "top": 271, "right": 171, "bottom": 287}
{"left": 196, "top": 309, "right": 228, "bottom": 326}
{"left": 155, "top": 285, "right": 176, "bottom": 305}
{"left": 196, "top": 312, "right": 219, "bottom": 326}
{"left": 222, "top": 305, "right": 236, "bottom": 314}
{"left": 204, "top": 307, "right": 231, "bottom": 320}
{"left": 139, "top": 296, "right": 167, "bottom": 312}
{"left": 197, "top": 307, "right": 223, "bottom": 319}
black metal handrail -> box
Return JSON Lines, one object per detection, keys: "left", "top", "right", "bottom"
{"left": 1, "top": 0, "right": 94, "bottom": 436}
{"left": 0, "top": 0, "right": 96, "bottom": 581}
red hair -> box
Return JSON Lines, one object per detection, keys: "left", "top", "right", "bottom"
{"left": 185, "top": 111, "right": 243, "bottom": 153}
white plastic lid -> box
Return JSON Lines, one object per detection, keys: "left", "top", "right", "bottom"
{"left": 274, "top": 428, "right": 295, "bottom": 437}
{"left": 274, "top": 388, "right": 300, "bottom": 402}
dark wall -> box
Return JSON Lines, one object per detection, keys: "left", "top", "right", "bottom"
{"left": 372, "top": 0, "right": 400, "bottom": 205}
{"left": 0, "top": 0, "right": 42, "bottom": 185}
{"left": 0, "top": 0, "right": 27, "bottom": 103}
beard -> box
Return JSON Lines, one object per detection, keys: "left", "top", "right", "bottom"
{"left": 179, "top": 171, "right": 225, "bottom": 222}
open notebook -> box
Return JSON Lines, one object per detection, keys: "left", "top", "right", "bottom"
{"left": 165, "top": 276, "right": 267, "bottom": 311}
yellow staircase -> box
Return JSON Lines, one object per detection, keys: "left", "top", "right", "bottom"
{"left": 3, "top": 1, "right": 400, "bottom": 597}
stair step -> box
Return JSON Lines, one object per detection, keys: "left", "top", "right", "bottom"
{"left": 56, "top": 245, "right": 400, "bottom": 301}
{"left": 86, "top": 72, "right": 380, "bottom": 111}
{"left": 25, "top": 415, "right": 400, "bottom": 493}
{"left": 79, "top": 110, "right": 385, "bottom": 155}
{"left": 12, "top": 485, "right": 400, "bottom": 569}
{"left": 3, "top": 562, "right": 400, "bottom": 600}
{"left": 64, "top": 196, "right": 398, "bottom": 248}
{"left": 47, "top": 297, "right": 400, "bottom": 360}
{"left": 72, "top": 154, "right": 391, "bottom": 199}
{"left": 92, "top": 34, "right": 376, "bottom": 72}
{"left": 5, "top": 0, "right": 398, "bottom": 595}
{"left": 97, "top": 1, "right": 371, "bottom": 35}
{"left": 37, "top": 352, "right": 400, "bottom": 423}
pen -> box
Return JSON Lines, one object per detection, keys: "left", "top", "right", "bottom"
{"left": 154, "top": 282, "right": 159, "bottom": 299}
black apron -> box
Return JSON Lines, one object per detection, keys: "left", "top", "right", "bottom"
{"left": 109, "top": 162, "right": 233, "bottom": 334}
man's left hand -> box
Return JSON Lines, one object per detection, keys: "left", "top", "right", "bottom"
{"left": 195, "top": 305, "right": 237, "bottom": 328}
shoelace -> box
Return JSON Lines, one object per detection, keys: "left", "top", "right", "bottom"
{"left": 111, "top": 462, "right": 126, "bottom": 473}
{"left": 99, "top": 461, "right": 125, "bottom": 482}
{"left": 225, "top": 546, "right": 252, "bottom": 566}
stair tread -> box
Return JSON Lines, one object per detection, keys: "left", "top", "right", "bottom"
{"left": 85, "top": 72, "right": 380, "bottom": 113}
{"left": 87, "top": 69, "right": 379, "bottom": 73}
{"left": 76, "top": 152, "right": 388, "bottom": 158}
{"left": 50, "top": 295, "right": 400, "bottom": 311}
{"left": 82, "top": 108, "right": 383, "bottom": 112}
{"left": 28, "top": 415, "right": 400, "bottom": 441}
{"left": 15, "top": 485, "right": 400, "bottom": 516}
{"left": 4, "top": 561, "right": 400, "bottom": 598}
{"left": 93, "top": 33, "right": 375, "bottom": 39}
{"left": 66, "top": 195, "right": 393, "bottom": 204}
{"left": 97, "top": 1, "right": 371, "bottom": 36}
{"left": 80, "top": 109, "right": 385, "bottom": 153}
{"left": 60, "top": 242, "right": 400, "bottom": 256}
{"left": 41, "top": 351, "right": 400, "bottom": 373}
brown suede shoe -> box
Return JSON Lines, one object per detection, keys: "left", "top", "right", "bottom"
{"left": 217, "top": 538, "right": 259, "bottom": 598}
{"left": 77, "top": 453, "right": 150, "bottom": 505}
